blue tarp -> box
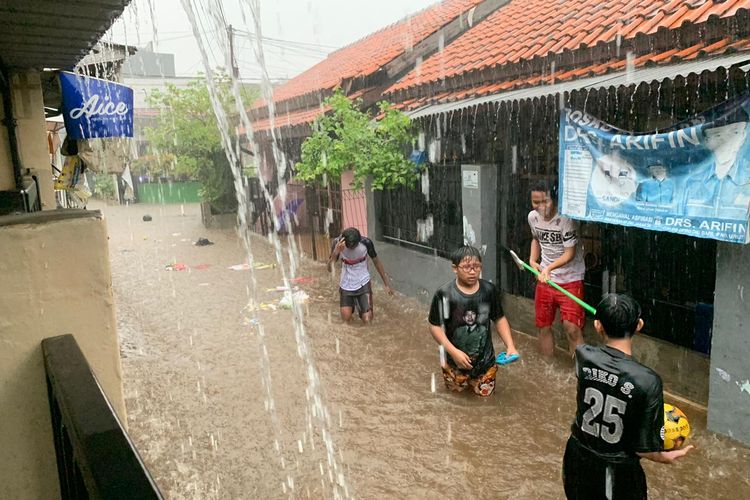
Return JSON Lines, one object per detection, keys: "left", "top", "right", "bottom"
{"left": 559, "top": 94, "right": 750, "bottom": 244}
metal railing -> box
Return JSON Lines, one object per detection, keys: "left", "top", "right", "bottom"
{"left": 376, "top": 164, "right": 463, "bottom": 258}
{"left": 42, "top": 334, "right": 163, "bottom": 500}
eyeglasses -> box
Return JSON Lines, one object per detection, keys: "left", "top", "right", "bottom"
{"left": 457, "top": 264, "right": 482, "bottom": 272}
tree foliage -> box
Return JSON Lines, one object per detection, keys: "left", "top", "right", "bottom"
{"left": 143, "top": 73, "right": 258, "bottom": 211}
{"left": 295, "top": 90, "right": 418, "bottom": 190}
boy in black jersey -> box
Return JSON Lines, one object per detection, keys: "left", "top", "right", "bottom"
{"left": 563, "top": 293, "right": 693, "bottom": 499}
{"left": 427, "top": 246, "right": 519, "bottom": 397}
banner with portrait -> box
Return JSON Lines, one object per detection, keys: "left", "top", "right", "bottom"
{"left": 559, "top": 94, "right": 750, "bottom": 243}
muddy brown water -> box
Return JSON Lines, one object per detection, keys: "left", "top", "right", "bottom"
{"left": 99, "top": 201, "right": 749, "bottom": 499}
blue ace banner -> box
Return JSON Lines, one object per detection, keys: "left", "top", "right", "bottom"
{"left": 559, "top": 95, "right": 750, "bottom": 244}
{"left": 60, "top": 72, "right": 134, "bottom": 140}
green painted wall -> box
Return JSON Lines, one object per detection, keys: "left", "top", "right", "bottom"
{"left": 136, "top": 181, "right": 202, "bottom": 204}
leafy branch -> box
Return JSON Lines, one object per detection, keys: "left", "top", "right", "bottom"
{"left": 295, "top": 89, "right": 419, "bottom": 190}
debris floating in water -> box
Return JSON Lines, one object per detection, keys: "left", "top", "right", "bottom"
{"left": 194, "top": 237, "right": 214, "bottom": 246}
{"left": 228, "top": 262, "right": 274, "bottom": 271}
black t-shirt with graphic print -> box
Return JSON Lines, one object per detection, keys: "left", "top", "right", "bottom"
{"left": 570, "top": 344, "right": 664, "bottom": 462}
{"left": 428, "top": 279, "right": 504, "bottom": 377}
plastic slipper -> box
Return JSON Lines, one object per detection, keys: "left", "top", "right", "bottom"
{"left": 496, "top": 351, "right": 520, "bottom": 365}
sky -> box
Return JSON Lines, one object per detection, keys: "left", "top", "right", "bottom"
{"left": 106, "top": 0, "right": 439, "bottom": 81}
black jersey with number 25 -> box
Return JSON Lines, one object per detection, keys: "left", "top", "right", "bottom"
{"left": 571, "top": 345, "right": 664, "bottom": 461}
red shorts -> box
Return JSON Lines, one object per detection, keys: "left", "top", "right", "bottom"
{"left": 535, "top": 280, "right": 585, "bottom": 330}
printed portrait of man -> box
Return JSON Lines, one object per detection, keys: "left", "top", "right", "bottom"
{"left": 682, "top": 121, "right": 750, "bottom": 219}
{"left": 636, "top": 160, "right": 675, "bottom": 206}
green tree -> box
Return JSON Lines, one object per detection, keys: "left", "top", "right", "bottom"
{"left": 295, "top": 89, "right": 418, "bottom": 190}
{"left": 144, "top": 73, "right": 258, "bottom": 212}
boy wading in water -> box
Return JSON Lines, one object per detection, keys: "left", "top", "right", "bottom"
{"left": 329, "top": 227, "right": 393, "bottom": 324}
{"left": 563, "top": 293, "right": 693, "bottom": 499}
{"left": 529, "top": 180, "right": 586, "bottom": 357}
{"left": 428, "top": 246, "right": 519, "bottom": 397}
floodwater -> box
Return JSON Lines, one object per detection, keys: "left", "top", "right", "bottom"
{"left": 100, "top": 200, "right": 750, "bottom": 499}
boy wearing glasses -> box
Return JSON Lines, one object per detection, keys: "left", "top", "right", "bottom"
{"left": 428, "top": 246, "right": 519, "bottom": 397}
{"left": 529, "top": 179, "right": 586, "bottom": 357}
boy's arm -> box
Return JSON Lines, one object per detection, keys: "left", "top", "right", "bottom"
{"left": 327, "top": 237, "right": 345, "bottom": 268}
{"left": 538, "top": 246, "right": 576, "bottom": 283}
{"left": 428, "top": 323, "right": 472, "bottom": 370}
{"left": 529, "top": 238, "right": 542, "bottom": 272}
{"left": 371, "top": 257, "right": 394, "bottom": 295}
{"left": 637, "top": 446, "right": 694, "bottom": 464}
{"left": 494, "top": 316, "right": 518, "bottom": 356}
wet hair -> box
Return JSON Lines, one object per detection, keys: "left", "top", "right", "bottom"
{"left": 595, "top": 293, "right": 642, "bottom": 339}
{"left": 341, "top": 227, "right": 361, "bottom": 249}
{"left": 530, "top": 179, "right": 558, "bottom": 203}
{"left": 450, "top": 245, "right": 482, "bottom": 266}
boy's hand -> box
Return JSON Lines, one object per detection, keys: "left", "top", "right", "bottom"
{"left": 538, "top": 267, "right": 551, "bottom": 283}
{"left": 334, "top": 238, "right": 346, "bottom": 253}
{"left": 664, "top": 445, "right": 695, "bottom": 463}
{"left": 385, "top": 285, "right": 394, "bottom": 296}
{"left": 449, "top": 347, "right": 473, "bottom": 370}
{"left": 531, "top": 261, "right": 542, "bottom": 272}
{"left": 638, "top": 445, "right": 695, "bottom": 464}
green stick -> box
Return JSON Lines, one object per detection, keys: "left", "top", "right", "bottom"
{"left": 508, "top": 250, "right": 597, "bottom": 316}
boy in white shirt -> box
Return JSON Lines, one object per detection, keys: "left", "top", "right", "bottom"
{"left": 528, "top": 180, "right": 586, "bottom": 357}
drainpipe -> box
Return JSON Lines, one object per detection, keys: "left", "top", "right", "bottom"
{"left": 0, "top": 64, "right": 24, "bottom": 190}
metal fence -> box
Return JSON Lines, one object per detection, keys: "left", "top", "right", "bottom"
{"left": 43, "top": 334, "right": 163, "bottom": 499}
{"left": 295, "top": 183, "right": 343, "bottom": 261}
{"left": 375, "top": 164, "right": 463, "bottom": 258}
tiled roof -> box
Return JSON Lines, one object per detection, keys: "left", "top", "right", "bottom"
{"left": 250, "top": 106, "right": 328, "bottom": 133}
{"left": 394, "top": 36, "right": 750, "bottom": 110}
{"left": 248, "top": 89, "right": 367, "bottom": 132}
{"left": 388, "top": 0, "right": 750, "bottom": 94}
{"left": 252, "top": 0, "right": 484, "bottom": 109}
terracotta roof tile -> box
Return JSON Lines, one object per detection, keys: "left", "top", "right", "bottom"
{"left": 251, "top": 0, "right": 483, "bottom": 109}
{"left": 388, "top": 0, "right": 750, "bottom": 95}
{"left": 250, "top": 106, "right": 328, "bottom": 133}
{"left": 400, "top": 39, "right": 750, "bottom": 112}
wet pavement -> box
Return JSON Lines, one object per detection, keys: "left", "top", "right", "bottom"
{"left": 99, "top": 201, "right": 750, "bottom": 499}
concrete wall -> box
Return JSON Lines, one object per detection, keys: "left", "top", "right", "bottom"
{"left": 371, "top": 238, "right": 454, "bottom": 303}
{"left": 708, "top": 242, "right": 750, "bottom": 445}
{"left": 461, "top": 164, "right": 497, "bottom": 282}
{"left": 0, "top": 70, "right": 55, "bottom": 208}
{"left": 0, "top": 210, "right": 126, "bottom": 499}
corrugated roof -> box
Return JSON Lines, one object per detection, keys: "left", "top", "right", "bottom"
{"left": 251, "top": 0, "right": 485, "bottom": 109}
{"left": 389, "top": 0, "right": 750, "bottom": 94}
{"left": 0, "top": 0, "right": 132, "bottom": 70}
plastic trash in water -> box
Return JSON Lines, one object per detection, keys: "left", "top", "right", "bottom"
{"left": 279, "top": 291, "right": 310, "bottom": 309}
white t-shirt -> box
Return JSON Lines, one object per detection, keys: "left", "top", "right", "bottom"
{"left": 332, "top": 237, "right": 377, "bottom": 291}
{"left": 527, "top": 211, "right": 585, "bottom": 284}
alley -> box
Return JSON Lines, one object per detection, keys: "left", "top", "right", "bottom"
{"left": 100, "top": 201, "right": 750, "bottom": 499}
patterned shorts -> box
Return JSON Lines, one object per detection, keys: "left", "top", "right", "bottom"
{"left": 442, "top": 364, "right": 498, "bottom": 397}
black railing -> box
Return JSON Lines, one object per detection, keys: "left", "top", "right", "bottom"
{"left": 43, "top": 334, "right": 163, "bottom": 500}
{"left": 376, "top": 164, "right": 463, "bottom": 258}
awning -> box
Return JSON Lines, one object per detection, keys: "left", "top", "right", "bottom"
{"left": 0, "top": 0, "right": 133, "bottom": 70}
{"left": 407, "top": 52, "right": 750, "bottom": 119}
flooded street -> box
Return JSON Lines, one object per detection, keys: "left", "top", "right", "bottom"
{"left": 100, "top": 201, "right": 750, "bottom": 499}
